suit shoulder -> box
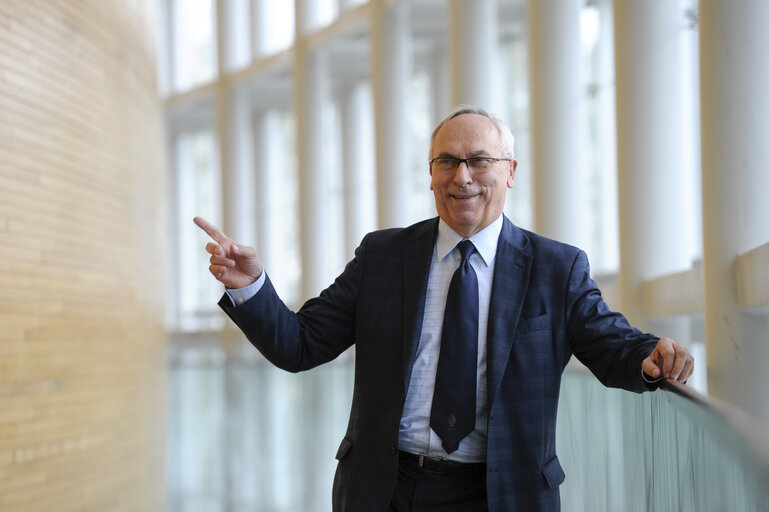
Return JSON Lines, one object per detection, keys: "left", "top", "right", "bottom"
{"left": 515, "top": 226, "right": 584, "bottom": 265}
{"left": 519, "top": 227, "right": 581, "bottom": 253}
{"left": 363, "top": 218, "right": 438, "bottom": 246}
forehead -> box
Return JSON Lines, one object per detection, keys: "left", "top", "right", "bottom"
{"left": 433, "top": 114, "right": 502, "bottom": 154}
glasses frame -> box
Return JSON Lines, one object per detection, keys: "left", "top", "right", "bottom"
{"left": 429, "top": 156, "right": 513, "bottom": 171}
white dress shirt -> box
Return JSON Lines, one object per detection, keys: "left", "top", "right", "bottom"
{"left": 397, "top": 215, "right": 502, "bottom": 462}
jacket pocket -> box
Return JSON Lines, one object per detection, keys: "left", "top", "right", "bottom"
{"left": 517, "top": 313, "right": 550, "bottom": 334}
{"left": 541, "top": 455, "right": 565, "bottom": 489}
{"left": 335, "top": 436, "right": 354, "bottom": 461}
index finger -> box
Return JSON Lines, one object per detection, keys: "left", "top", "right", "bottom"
{"left": 193, "top": 216, "right": 228, "bottom": 243}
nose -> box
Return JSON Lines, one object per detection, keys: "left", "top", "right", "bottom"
{"left": 453, "top": 160, "right": 473, "bottom": 186}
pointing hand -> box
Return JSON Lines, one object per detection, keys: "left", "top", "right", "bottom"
{"left": 193, "top": 217, "right": 263, "bottom": 289}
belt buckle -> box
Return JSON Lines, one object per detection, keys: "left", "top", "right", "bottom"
{"left": 418, "top": 453, "right": 426, "bottom": 468}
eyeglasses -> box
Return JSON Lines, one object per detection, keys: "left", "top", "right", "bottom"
{"left": 429, "top": 156, "right": 512, "bottom": 172}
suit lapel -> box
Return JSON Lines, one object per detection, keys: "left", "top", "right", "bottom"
{"left": 401, "top": 218, "right": 439, "bottom": 390}
{"left": 486, "top": 216, "right": 532, "bottom": 407}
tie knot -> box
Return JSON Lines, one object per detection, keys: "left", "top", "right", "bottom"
{"left": 457, "top": 240, "right": 475, "bottom": 262}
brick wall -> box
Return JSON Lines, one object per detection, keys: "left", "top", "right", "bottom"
{"left": 0, "top": 1, "right": 167, "bottom": 510}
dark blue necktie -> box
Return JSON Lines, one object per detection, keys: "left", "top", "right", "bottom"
{"left": 430, "top": 240, "right": 479, "bottom": 454}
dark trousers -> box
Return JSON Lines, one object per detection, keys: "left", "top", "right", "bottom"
{"left": 388, "top": 454, "right": 488, "bottom": 512}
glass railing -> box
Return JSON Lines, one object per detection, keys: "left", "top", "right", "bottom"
{"left": 167, "top": 350, "right": 769, "bottom": 512}
{"left": 557, "top": 367, "right": 769, "bottom": 512}
{"left": 166, "top": 347, "right": 354, "bottom": 512}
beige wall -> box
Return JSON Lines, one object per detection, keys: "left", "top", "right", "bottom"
{"left": 0, "top": 1, "right": 167, "bottom": 510}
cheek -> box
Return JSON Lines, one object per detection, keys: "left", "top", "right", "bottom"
{"left": 431, "top": 176, "right": 449, "bottom": 193}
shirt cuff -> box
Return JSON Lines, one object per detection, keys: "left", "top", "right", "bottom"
{"left": 224, "top": 271, "right": 266, "bottom": 307}
{"left": 641, "top": 368, "right": 664, "bottom": 385}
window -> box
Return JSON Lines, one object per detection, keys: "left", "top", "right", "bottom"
{"left": 175, "top": 130, "right": 224, "bottom": 331}
{"left": 260, "top": 110, "right": 301, "bottom": 307}
{"left": 408, "top": 70, "right": 436, "bottom": 223}
{"left": 257, "top": 1, "right": 295, "bottom": 55}
{"left": 171, "top": 0, "right": 216, "bottom": 90}
{"left": 502, "top": 35, "right": 534, "bottom": 232}
{"left": 223, "top": 0, "right": 252, "bottom": 71}
{"left": 322, "top": 101, "right": 346, "bottom": 283}
{"left": 580, "top": 0, "right": 618, "bottom": 274}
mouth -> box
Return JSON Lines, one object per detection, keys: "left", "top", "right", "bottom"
{"left": 450, "top": 193, "right": 479, "bottom": 201}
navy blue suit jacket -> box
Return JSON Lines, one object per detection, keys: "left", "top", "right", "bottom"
{"left": 220, "top": 216, "right": 659, "bottom": 511}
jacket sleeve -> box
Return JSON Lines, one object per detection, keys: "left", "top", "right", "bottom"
{"left": 219, "top": 234, "right": 369, "bottom": 372}
{"left": 564, "top": 249, "right": 659, "bottom": 393}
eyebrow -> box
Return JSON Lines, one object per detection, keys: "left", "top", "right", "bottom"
{"left": 434, "top": 150, "right": 492, "bottom": 158}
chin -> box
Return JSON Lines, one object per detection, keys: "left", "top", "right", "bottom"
{"left": 449, "top": 212, "right": 481, "bottom": 225}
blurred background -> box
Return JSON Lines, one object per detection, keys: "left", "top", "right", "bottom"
{"left": 1, "top": 0, "right": 768, "bottom": 510}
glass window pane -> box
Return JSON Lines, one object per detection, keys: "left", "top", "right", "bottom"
{"left": 172, "top": 0, "right": 216, "bottom": 90}
{"left": 353, "top": 83, "right": 377, "bottom": 245}
{"left": 503, "top": 36, "right": 534, "bottom": 232}
{"left": 323, "top": 101, "right": 345, "bottom": 283}
{"left": 580, "top": 1, "right": 618, "bottom": 273}
{"left": 408, "top": 70, "right": 436, "bottom": 223}
{"left": 680, "top": 0, "right": 703, "bottom": 265}
{"left": 266, "top": 111, "right": 301, "bottom": 307}
{"left": 176, "top": 130, "right": 224, "bottom": 331}
{"left": 316, "top": 0, "right": 337, "bottom": 29}
{"left": 260, "top": 1, "right": 295, "bottom": 55}
{"left": 224, "top": 0, "right": 252, "bottom": 71}
{"left": 155, "top": 0, "right": 172, "bottom": 96}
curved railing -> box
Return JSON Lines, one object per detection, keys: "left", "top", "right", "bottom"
{"left": 556, "top": 367, "right": 769, "bottom": 512}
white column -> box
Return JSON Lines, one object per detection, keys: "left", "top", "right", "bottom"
{"left": 296, "top": 0, "right": 322, "bottom": 34}
{"left": 294, "top": 0, "right": 328, "bottom": 301}
{"left": 227, "top": 86, "right": 256, "bottom": 245}
{"left": 215, "top": 0, "right": 234, "bottom": 236}
{"left": 613, "top": 1, "right": 690, "bottom": 332}
{"left": 527, "top": 0, "right": 583, "bottom": 247}
{"left": 700, "top": 0, "right": 769, "bottom": 423}
{"left": 430, "top": 44, "right": 451, "bottom": 126}
{"left": 448, "top": 0, "right": 500, "bottom": 111}
{"left": 251, "top": 0, "right": 267, "bottom": 57}
{"left": 252, "top": 111, "right": 277, "bottom": 272}
{"left": 370, "top": 0, "right": 411, "bottom": 229}
{"left": 340, "top": 84, "right": 366, "bottom": 252}
{"left": 293, "top": 5, "right": 330, "bottom": 505}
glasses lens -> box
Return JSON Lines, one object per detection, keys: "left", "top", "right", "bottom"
{"left": 468, "top": 158, "right": 493, "bottom": 171}
{"left": 434, "top": 158, "right": 458, "bottom": 171}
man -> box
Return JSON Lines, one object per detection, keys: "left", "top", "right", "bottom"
{"left": 194, "top": 106, "right": 693, "bottom": 511}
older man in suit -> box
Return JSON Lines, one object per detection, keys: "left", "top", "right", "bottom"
{"left": 194, "top": 106, "right": 693, "bottom": 511}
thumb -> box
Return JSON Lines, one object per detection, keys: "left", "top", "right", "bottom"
{"left": 642, "top": 353, "right": 662, "bottom": 378}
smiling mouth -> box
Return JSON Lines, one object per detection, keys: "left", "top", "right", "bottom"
{"left": 450, "top": 193, "right": 479, "bottom": 200}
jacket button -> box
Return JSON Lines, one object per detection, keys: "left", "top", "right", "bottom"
{"left": 390, "top": 445, "right": 397, "bottom": 454}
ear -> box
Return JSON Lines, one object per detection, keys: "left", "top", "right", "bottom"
{"left": 506, "top": 159, "right": 518, "bottom": 188}
{"left": 429, "top": 163, "right": 434, "bottom": 190}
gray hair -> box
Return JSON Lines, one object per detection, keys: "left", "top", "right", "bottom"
{"left": 428, "top": 105, "right": 515, "bottom": 160}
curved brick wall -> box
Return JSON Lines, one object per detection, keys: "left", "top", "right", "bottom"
{"left": 0, "top": 1, "right": 166, "bottom": 510}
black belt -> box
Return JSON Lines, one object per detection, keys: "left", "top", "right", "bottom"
{"left": 398, "top": 451, "right": 486, "bottom": 477}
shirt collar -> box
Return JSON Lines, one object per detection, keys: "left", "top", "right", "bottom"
{"left": 436, "top": 214, "right": 504, "bottom": 267}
